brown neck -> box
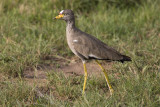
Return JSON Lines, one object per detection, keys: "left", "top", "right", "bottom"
{"left": 66, "top": 18, "right": 75, "bottom": 29}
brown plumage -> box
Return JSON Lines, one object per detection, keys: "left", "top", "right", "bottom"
{"left": 69, "top": 27, "right": 131, "bottom": 62}
{"left": 55, "top": 9, "right": 131, "bottom": 95}
{"left": 57, "top": 9, "right": 131, "bottom": 62}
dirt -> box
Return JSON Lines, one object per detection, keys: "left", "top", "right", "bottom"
{"left": 22, "top": 58, "right": 113, "bottom": 90}
{"left": 60, "top": 61, "right": 113, "bottom": 77}
{"left": 23, "top": 59, "right": 114, "bottom": 100}
{"left": 0, "top": 56, "right": 114, "bottom": 87}
{"left": 23, "top": 59, "right": 113, "bottom": 79}
{"left": 0, "top": 58, "right": 114, "bottom": 101}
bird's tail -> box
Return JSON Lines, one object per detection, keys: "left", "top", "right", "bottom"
{"left": 120, "top": 55, "right": 131, "bottom": 63}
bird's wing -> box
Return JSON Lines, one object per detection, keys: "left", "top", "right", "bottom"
{"left": 72, "top": 32, "right": 123, "bottom": 61}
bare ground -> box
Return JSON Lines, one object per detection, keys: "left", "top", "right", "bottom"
{"left": 0, "top": 58, "right": 114, "bottom": 100}
{"left": 23, "top": 59, "right": 113, "bottom": 80}
{"left": 21, "top": 57, "right": 114, "bottom": 89}
{"left": 23, "top": 59, "right": 114, "bottom": 100}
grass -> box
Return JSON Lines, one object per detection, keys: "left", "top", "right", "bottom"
{"left": 0, "top": 0, "right": 160, "bottom": 106}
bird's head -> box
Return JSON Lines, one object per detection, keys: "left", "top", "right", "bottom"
{"left": 54, "top": 9, "right": 75, "bottom": 21}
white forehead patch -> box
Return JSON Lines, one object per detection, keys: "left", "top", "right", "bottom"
{"left": 60, "top": 10, "right": 64, "bottom": 14}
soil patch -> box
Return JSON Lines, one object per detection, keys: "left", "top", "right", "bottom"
{"left": 59, "top": 61, "right": 113, "bottom": 77}
{"left": 23, "top": 59, "right": 113, "bottom": 79}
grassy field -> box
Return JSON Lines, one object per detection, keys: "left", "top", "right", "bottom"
{"left": 0, "top": 0, "right": 160, "bottom": 106}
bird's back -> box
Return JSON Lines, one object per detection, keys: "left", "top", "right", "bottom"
{"left": 68, "top": 28, "right": 131, "bottom": 62}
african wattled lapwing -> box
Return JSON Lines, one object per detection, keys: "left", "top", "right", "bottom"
{"left": 54, "top": 9, "right": 131, "bottom": 95}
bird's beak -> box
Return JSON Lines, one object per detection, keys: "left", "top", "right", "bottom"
{"left": 54, "top": 14, "right": 64, "bottom": 19}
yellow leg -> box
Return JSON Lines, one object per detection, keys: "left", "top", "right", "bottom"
{"left": 95, "top": 60, "right": 114, "bottom": 95}
{"left": 82, "top": 62, "right": 88, "bottom": 94}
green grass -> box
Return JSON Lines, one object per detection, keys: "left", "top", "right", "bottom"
{"left": 0, "top": 0, "right": 160, "bottom": 106}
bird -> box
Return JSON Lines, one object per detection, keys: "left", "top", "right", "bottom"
{"left": 54, "top": 9, "right": 131, "bottom": 95}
